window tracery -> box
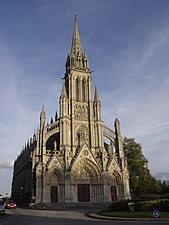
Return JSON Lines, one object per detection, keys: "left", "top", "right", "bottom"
{"left": 74, "top": 104, "right": 88, "bottom": 119}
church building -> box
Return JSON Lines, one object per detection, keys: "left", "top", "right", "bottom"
{"left": 11, "top": 17, "right": 131, "bottom": 205}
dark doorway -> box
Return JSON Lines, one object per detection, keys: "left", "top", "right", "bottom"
{"left": 77, "top": 184, "right": 90, "bottom": 202}
{"left": 111, "top": 186, "right": 117, "bottom": 201}
{"left": 51, "top": 186, "right": 58, "bottom": 202}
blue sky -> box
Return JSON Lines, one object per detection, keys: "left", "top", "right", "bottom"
{"left": 0, "top": 0, "right": 169, "bottom": 196}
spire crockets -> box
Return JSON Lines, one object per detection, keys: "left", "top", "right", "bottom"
{"left": 66, "top": 16, "right": 89, "bottom": 71}
{"left": 71, "top": 15, "right": 82, "bottom": 56}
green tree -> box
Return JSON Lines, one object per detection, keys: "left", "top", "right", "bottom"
{"left": 159, "top": 180, "right": 169, "bottom": 194}
{"left": 123, "top": 137, "right": 161, "bottom": 197}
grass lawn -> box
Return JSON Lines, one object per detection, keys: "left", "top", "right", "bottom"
{"left": 100, "top": 211, "right": 169, "bottom": 218}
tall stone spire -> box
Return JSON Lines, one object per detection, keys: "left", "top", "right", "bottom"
{"left": 65, "top": 16, "right": 89, "bottom": 71}
{"left": 71, "top": 15, "right": 82, "bottom": 56}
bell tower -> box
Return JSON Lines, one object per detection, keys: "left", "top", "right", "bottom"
{"left": 59, "top": 16, "right": 104, "bottom": 160}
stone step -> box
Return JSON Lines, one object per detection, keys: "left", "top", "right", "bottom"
{"left": 30, "top": 202, "right": 111, "bottom": 210}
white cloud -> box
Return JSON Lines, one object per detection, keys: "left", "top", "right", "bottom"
{"left": 0, "top": 160, "right": 14, "bottom": 169}
{"left": 142, "top": 27, "right": 169, "bottom": 65}
{"left": 100, "top": 22, "right": 169, "bottom": 175}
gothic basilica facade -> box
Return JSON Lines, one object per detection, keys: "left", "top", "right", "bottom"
{"left": 12, "top": 18, "right": 131, "bottom": 205}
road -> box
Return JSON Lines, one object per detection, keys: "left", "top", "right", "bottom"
{"left": 0, "top": 208, "right": 168, "bottom": 225}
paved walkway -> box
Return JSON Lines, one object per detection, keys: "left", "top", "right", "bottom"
{"left": 18, "top": 206, "right": 169, "bottom": 222}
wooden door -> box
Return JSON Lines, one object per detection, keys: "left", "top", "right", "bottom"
{"left": 78, "top": 184, "right": 90, "bottom": 202}
{"left": 111, "top": 186, "right": 117, "bottom": 201}
{"left": 51, "top": 186, "right": 58, "bottom": 202}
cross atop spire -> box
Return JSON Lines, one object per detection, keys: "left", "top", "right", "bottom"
{"left": 71, "top": 15, "right": 82, "bottom": 56}
{"left": 74, "top": 13, "right": 77, "bottom": 20}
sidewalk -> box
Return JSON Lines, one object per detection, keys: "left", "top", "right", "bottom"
{"left": 87, "top": 212, "right": 169, "bottom": 222}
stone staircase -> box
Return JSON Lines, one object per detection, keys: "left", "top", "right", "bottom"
{"left": 30, "top": 202, "right": 111, "bottom": 211}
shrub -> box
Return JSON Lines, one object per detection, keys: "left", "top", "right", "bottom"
{"left": 134, "top": 194, "right": 160, "bottom": 201}
{"left": 128, "top": 199, "right": 169, "bottom": 212}
{"left": 108, "top": 200, "right": 130, "bottom": 211}
{"left": 156, "top": 199, "right": 169, "bottom": 211}
{"left": 160, "top": 193, "right": 169, "bottom": 199}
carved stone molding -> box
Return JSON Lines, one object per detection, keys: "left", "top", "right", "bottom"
{"left": 74, "top": 104, "right": 88, "bottom": 120}
{"left": 75, "top": 125, "right": 89, "bottom": 146}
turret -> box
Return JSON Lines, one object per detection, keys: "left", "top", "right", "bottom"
{"left": 38, "top": 105, "right": 46, "bottom": 161}
{"left": 60, "top": 80, "right": 68, "bottom": 117}
{"left": 40, "top": 105, "right": 46, "bottom": 127}
{"left": 114, "top": 118, "right": 124, "bottom": 168}
{"left": 93, "top": 85, "right": 102, "bottom": 120}
{"left": 50, "top": 117, "right": 53, "bottom": 124}
{"left": 55, "top": 110, "right": 58, "bottom": 121}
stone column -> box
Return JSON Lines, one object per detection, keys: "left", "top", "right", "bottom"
{"left": 103, "top": 174, "right": 110, "bottom": 202}
{"left": 64, "top": 171, "right": 71, "bottom": 202}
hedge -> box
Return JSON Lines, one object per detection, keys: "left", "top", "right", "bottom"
{"left": 108, "top": 200, "right": 129, "bottom": 211}
{"left": 128, "top": 199, "right": 169, "bottom": 212}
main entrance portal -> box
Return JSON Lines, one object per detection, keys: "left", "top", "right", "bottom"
{"left": 77, "top": 184, "right": 90, "bottom": 202}
{"left": 111, "top": 186, "right": 117, "bottom": 201}
{"left": 51, "top": 186, "right": 58, "bottom": 202}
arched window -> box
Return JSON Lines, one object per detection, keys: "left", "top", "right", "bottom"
{"left": 82, "top": 79, "right": 86, "bottom": 101}
{"left": 76, "top": 78, "right": 79, "bottom": 101}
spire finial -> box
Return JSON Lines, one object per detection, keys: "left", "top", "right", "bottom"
{"left": 74, "top": 13, "right": 77, "bottom": 21}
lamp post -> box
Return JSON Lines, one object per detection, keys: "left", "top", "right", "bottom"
{"left": 6, "top": 192, "right": 8, "bottom": 199}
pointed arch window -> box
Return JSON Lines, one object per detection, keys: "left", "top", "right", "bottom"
{"left": 82, "top": 79, "right": 86, "bottom": 101}
{"left": 76, "top": 78, "right": 80, "bottom": 101}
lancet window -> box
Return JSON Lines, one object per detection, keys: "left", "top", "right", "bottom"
{"left": 82, "top": 78, "right": 86, "bottom": 101}
{"left": 76, "top": 78, "right": 80, "bottom": 101}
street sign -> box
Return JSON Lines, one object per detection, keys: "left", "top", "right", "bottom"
{"left": 153, "top": 210, "right": 160, "bottom": 218}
